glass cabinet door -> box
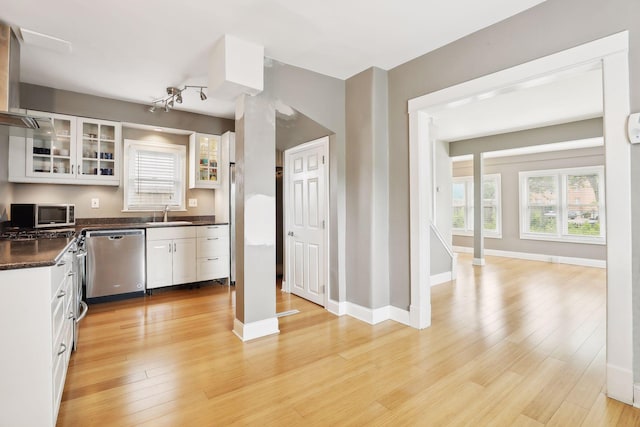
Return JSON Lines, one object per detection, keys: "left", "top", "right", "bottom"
{"left": 79, "top": 120, "right": 117, "bottom": 177}
{"left": 28, "top": 114, "right": 75, "bottom": 177}
{"left": 197, "top": 134, "right": 220, "bottom": 185}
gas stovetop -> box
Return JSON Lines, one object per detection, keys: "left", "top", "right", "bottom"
{"left": 0, "top": 228, "right": 76, "bottom": 241}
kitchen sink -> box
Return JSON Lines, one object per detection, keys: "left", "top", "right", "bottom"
{"left": 145, "top": 221, "right": 193, "bottom": 226}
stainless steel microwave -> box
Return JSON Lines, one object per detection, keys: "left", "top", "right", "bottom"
{"left": 10, "top": 204, "right": 75, "bottom": 228}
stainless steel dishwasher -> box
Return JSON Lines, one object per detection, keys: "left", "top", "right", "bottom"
{"left": 86, "top": 229, "right": 146, "bottom": 301}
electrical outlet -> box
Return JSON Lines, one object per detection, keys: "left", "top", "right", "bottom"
{"left": 188, "top": 198, "right": 198, "bottom": 207}
{"left": 91, "top": 198, "right": 100, "bottom": 209}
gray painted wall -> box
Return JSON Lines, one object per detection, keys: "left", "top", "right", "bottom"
{"left": 264, "top": 59, "right": 346, "bottom": 302}
{"left": 449, "top": 118, "right": 603, "bottom": 156}
{"left": 452, "top": 147, "right": 606, "bottom": 260}
{"left": 345, "top": 67, "right": 390, "bottom": 309}
{"left": 20, "top": 84, "right": 234, "bottom": 135}
{"left": 386, "top": 0, "right": 640, "bottom": 317}
{"left": 276, "top": 109, "right": 332, "bottom": 152}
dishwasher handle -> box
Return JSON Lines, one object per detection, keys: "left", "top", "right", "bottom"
{"left": 109, "top": 235, "right": 124, "bottom": 240}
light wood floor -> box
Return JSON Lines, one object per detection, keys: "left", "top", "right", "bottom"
{"left": 58, "top": 254, "right": 640, "bottom": 426}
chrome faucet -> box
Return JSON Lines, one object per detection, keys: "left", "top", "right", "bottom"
{"left": 163, "top": 204, "right": 170, "bottom": 222}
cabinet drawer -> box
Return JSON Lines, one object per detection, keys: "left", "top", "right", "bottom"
{"left": 51, "top": 292, "right": 66, "bottom": 349}
{"left": 50, "top": 258, "right": 71, "bottom": 296}
{"left": 197, "top": 236, "right": 229, "bottom": 257}
{"left": 197, "top": 256, "right": 230, "bottom": 281}
{"left": 147, "top": 226, "right": 196, "bottom": 241}
{"left": 196, "top": 224, "right": 228, "bottom": 238}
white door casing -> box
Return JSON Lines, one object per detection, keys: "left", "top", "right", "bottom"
{"left": 284, "top": 137, "right": 329, "bottom": 306}
{"left": 408, "top": 32, "right": 632, "bottom": 404}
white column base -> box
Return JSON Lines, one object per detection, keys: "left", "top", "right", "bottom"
{"left": 472, "top": 257, "right": 485, "bottom": 266}
{"left": 410, "top": 303, "right": 431, "bottom": 329}
{"left": 233, "top": 317, "right": 279, "bottom": 342}
{"left": 607, "top": 363, "right": 634, "bottom": 405}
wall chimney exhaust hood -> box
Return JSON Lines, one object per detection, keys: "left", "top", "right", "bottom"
{"left": 0, "top": 22, "right": 53, "bottom": 132}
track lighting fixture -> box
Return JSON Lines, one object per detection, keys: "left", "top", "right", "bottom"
{"left": 147, "top": 85, "right": 208, "bottom": 113}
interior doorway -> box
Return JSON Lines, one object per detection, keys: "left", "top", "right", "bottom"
{"left": 408, "top": 32, "right": 632, "bottom": 404}
{"left": 283, "top": 137, "right": 329, "bottom": 306}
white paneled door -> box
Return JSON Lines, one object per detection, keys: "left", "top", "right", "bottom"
{"left": 285, "top": 137, "right": 328, "bottom": 306}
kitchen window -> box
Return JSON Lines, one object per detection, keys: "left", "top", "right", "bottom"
{"left": 452, "top": 174, "right": 501, "bottom": 238}
{"left": 123, "top": 139, "right": 186, "bottom": 211}
{"left": 519, "top": 166, "right": 605, "bottom": 244}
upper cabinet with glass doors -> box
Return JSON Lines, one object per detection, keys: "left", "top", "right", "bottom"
{"left": 26, "top": 112, "right": 77, "bottom": 179}
{"left": 9, "top": 111, "right": 121, "bottom": 186}
{"left": 77, "top": 117, "right": 121, "bottom": 184}
{"left": 189, "top": 133, "right": 221, "bottom": 188}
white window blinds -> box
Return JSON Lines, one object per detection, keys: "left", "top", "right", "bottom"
{"left": 124, "top": 140, "right": 186, "bottom": 211}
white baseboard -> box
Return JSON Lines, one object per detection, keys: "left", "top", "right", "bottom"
{"left": 634, "top": 384, "right": 640, "bottom": 408}
{"left": 430, "top": 271, "right": 453, "bottom": 286}
{"left": 453, "top": 246, "right": 606, "bottom": 269}
{"left": 343, "top": 302, "right": 411, "bottom": 327}
{"left": 472, "top": 257, "right": 486, "bottom": 266}
{"left": 328, "top": 299, "right": 346, "bottom": 316}
{"left": 232, "top": 317, "right": 279, "bottom": 342}
{"left": 607, "top": 363, "right": 634, "bottom": 404}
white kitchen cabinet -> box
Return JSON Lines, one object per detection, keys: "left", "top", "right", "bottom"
{"left": 189, "top": 133, "right": 221, "bottom": 189}
{"left": 196, "top": 224, "right": 230, "bottom": 281}
{"left": 8, "top": 111, "right": 121, "bottom": 186}
{"left": 146, "top": 226, "right": 197, "bottom": 289}
{"left": 0, "top": 245, "right": 75, "bottom": 427}
{"left": 75, "top": 117, "right": 121, "bottom": 185}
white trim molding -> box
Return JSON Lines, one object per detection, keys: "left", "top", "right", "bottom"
{"left": 453, "top": 246, "right": 607, "bottom": 269}
{"left": 607, "top": 364, "right": 634, "bottom": 405}
{"left": 344, "top": 303, "right": 411, "bottom": 327}
{"left": 431, "top": 271, "right": 453, "bottom": 286}
{"left": 328, "top": 299, "right": 346, "bottom": 316}
{"left": 232, "top": 317, "right": 279, "bottom": 342}
{"left": 633, "top": 384, "right": 640, "bottom": 408}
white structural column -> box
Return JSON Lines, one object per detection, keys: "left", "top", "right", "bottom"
{"left": 472, "top": 153, "right": 485, "bottom": 266}
{"left": 408, "top": 110, "right": 431, "bottom": 329}
{"left": 232, "top": 94, "right": 279, "bottom": 341}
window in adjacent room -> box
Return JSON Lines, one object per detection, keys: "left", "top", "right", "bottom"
{"left": 123, "top": 139, "right": 186, "bottom": 211}
{"left": 452, "top": 174, "right": 501, "bottom": 238}
{"left": 519, "top": 166, "right": 605, "bottom": 243}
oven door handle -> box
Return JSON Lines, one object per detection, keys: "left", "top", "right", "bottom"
{"left": 75, "top": 301, "right": 89, "bottom": 323}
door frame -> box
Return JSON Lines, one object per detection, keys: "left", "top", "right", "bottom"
{"left": 408, "top": 31, "right": 632, "bottom": 404}
{"left": 283, "top": 137, "right": 330, "bottom": 307}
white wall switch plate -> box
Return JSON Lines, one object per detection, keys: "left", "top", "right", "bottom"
{"left": 91, "top": 198, "right": 99, "bottom": 208}
{"left": 188, "top": 198, "right": 198, "bottom": 207}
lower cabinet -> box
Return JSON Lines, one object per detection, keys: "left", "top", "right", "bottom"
{"left": 146, "top": 227, "right": 197, "bottom": 289}
{"left": 145, "top": 224, "right": 230, "bottom": 290}
{"left": 0, "top": 245, "right": 75, "bottom": 427}
{"left": 197, "top": 224, "right": 230, "bottom": 281}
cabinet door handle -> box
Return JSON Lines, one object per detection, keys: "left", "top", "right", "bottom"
{"left": 57, "top": 343, "right": 67, "bottom": 356}
{"left": 57, "top": 290, "right": 66, "bottom": 299}
{"left": 68, "top": 271, "right": 75, "bottom": 277}
{"left": 68, "top": 311, "right": 75, "bottom": 320}
{"left": 207, "top": 238, "right": 219, "bottom": 241}
{"left": 207, "top": 226, "right": 219, "bottom": 229}
{"left": 174, "top": 242, "right": 177, "bottom": 252}
{"left": 169, "top": 244, "right": 172, "bottom": 253}
{"left": 56, "top": 260, "right": 66, "bottom": 267}
{"left": 72, "top": 165, "right": 75, "bottom": 175}
{"left": 207, "top": 258, "right": 220, "bottom": 261}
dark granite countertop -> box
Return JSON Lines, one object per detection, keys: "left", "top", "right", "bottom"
{"left": 0, "top": 237, "right": 76, "bottom": 271}
{"left": 0, "top": 216, "right": 229, "bottom": 271}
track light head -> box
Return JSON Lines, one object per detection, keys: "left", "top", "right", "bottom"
{"left": 164, "top": 102, "right": 170, "bottom": 113}
{"left": 176, "top": 92, "right": 183, "bottom": 104}
{"left": 199, "top": 88, "right": 207, "bottom": 101}
{"left": 168, "top": 98, "right": 174, "bottom": 108}
{"left": 148, "top": 104, "right": 156, "bottom": 113}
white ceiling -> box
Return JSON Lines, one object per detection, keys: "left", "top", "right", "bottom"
{"left": 0, "top": 0, "right": 546, "bottom": 118}
{"left": 427, "top": 66, "right": 604, "bottom": 141}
